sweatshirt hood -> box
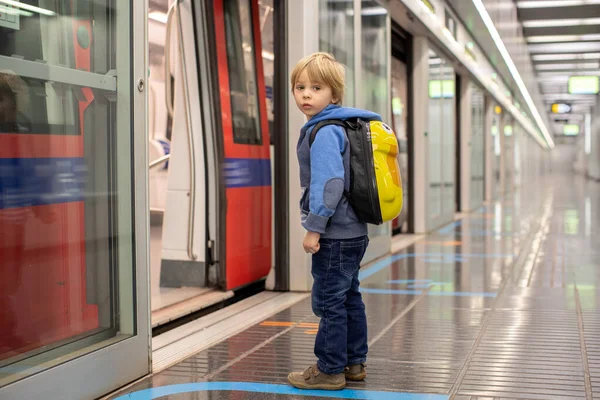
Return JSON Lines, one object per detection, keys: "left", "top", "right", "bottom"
{"left": 302, "top": 104, "right": 382, "bottom": 132}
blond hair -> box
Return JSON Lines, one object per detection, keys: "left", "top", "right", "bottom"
{"left": 290, "top": 52, "right": 345, "bottom": 104}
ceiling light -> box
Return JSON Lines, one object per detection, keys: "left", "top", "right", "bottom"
{"left": 262, "top": 50, "right": 274, "bottom": 61}
{"left": 528, "top": 42, "right": 600, "bottom": 54}
{"left": 472, "top": 0, "right": 554, "bottom": 148}
{"left": 533, "top": 53, "right": 600, "bottom": 61}
{"left": 0, "top": 0, "right": 54, "bottom": 16}
{"left": 518, "top": 0, "right": 600, "bottom": 7}
{"left": 535, "top": 62, "right": 599, "bottom": 70}
{"left": 585, "top": 113, "right": 591, "bottom": 154}
{"left": 149, "top": 11, "right": 168, "bottom": 24}
{"left": 538, "top": 71, "right": 599, "bottom": 77}
{"left": 527, "top": 34, "right": 600, "bottom": 43}
{"left": 523, "top": 18, "right": 600, "bottom": 28}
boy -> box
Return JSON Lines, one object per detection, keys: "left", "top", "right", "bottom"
{"left": 287, "top": 52, "right": 382, "bottom": 390}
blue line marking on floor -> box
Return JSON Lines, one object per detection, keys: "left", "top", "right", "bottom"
{"left": 359, "top": 253, "right": 515, "bottom": 281}
{"left": 428, "top": 291, "right": 496, "bottom": 297}
{"left": 387, "top": 279, "right": 432, "bottom": 284}
{"left": 407, "top": 283, "right": 438, "bottom": 289}
{"left": 113, "top": 382, "right": 449, "bottom": 400}
{"left": 454, "top": 230, "right": 520, "bottom": 237}
{"left": 360, "top": 288, "right": 497, "bottom": 297}
{"left": 437, "top": 220, "right": 463, "bottom": 235}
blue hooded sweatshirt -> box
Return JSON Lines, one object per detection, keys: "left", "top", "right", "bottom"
{"left": 297, "top": 104, "right": 382, "bottom": 239}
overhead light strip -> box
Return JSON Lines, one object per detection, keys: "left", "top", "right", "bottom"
{"left": 517, "top": 0, "right": 600, "bottom": 8}
{"left": 533, "top": 52, "right": 600, "bottom": 61}
{"left": 528, "top": 34, "right": 600, "bottom": 43}
{"left": 523, "top": 17, "right": 600, "bottom": 28}
{"left": 535, "top": 62, "right": 599, "bottom": 70}
{"left": 472, "top": 0, "right": 555, "bottom": 149}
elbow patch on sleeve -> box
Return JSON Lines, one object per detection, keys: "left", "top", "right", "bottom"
{"left": 323, "top": 178, "right": 344, "bottom": 209}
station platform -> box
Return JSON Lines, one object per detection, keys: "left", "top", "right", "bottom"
{"left": 108, "top": 174, "right": 600, "bottom": 400}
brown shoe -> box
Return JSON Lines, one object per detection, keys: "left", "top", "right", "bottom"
{"left": 344, "top": 363, "right": 366, "bottom": 381}
{"left": 287, "top": 364, "right": 345, "bottom": 390}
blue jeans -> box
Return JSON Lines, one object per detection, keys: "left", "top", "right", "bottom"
{"left": 311, "top": 235, "right": 369, "bottom": 375}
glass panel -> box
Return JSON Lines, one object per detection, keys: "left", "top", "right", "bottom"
{"left": 0, "top": 1, "right": 112, "bottom": 74}
{"left": 427, "top": 48, "right": 443, "bottom": 224}
{"left": 0, "top": 0, "right": 134, "bottom": 387}
{"left": 361, "top": 1, "right": 389, "bottom": 237}
{"left": 361, "top": 0, "right": 388, "bottom": 121}
{"left": 259, "top": 0, "right": 274, "bottom": 144}
{"left": 440, "top": 60, "right": 455, "bottom": 219}
{"left": 514, "top": 124, "right": 521, "bottom": 187}
{"left": 224, "top": 0, "right": 262, "bottom": 145}
{"left": 504, "top": 118, "right": 513, "bottom": 192}
{"left": 470, "top": 84, "right": 485, "bottom": 207}
{"left": 491, "top": 111, "right": 501, "bottom": 198}
{"left": 391, "top": 57, "right": 408, "bottom": 232}
{"left": 319, "top": 0, "right": 354, "bottom": 106}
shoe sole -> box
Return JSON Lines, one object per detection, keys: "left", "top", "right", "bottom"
{"left": 287, "top": 375, "right": 345, "bottom": 390}
{"left": 344, "top": 371, "right": 367, "bottom": 381}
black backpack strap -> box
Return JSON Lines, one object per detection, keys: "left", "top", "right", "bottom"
{"left": 308, "top": 119, "right": 349, "bottom": 147}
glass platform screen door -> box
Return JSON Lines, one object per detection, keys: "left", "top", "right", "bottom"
{"left": 0, "top": 1, "right": 150, "bottom": 399}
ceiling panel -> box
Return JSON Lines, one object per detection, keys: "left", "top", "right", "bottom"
{"left": 518, "top": 4, "right": 600, "bottom": 20}
{"left": 515, "top": 0, "right": 600, "bottom": 136}
{"left": 524, "top": 25, "right": 600, "bottom": 37}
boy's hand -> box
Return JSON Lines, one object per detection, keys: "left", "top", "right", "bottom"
{"left": 303, "top": 231, "right": 321, "bottom": 254}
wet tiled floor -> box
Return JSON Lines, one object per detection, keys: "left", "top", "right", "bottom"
{"left": 110, "top": 174, "right": 600, "bottom": 399}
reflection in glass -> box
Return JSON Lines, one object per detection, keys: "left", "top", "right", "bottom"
{"left": 259, "top": 0, "right": 275, "bottom": 143}
{"left": 224, "top": 0, "right": 262, "bottom": 145}
{"left": 470, "top": 84, "right": 485, "bottom": 208}
{"left": 491, "top": 111, "right": 501, "bottom": 199}
{"left": 0, "top": 0, "right": 133, "bottom": 387}
{"left": 426, "top": 48, "right": 455, "bottom": 230}
{"left": 391, "top": 57, "right": 409, "bottom": 232}
{"left": 361, "top": 1, "right": 389, "bottom": 237}
{"left": 361, "top": 0, "right": 388, "bottom": 120}
{"left": 319, "top": 0, "right": 355, "bottom": 106}
{"left": 427, "top": 49, "right": 443, "bottom": 222}
{"left": 503, "top": 118, "right": 514, "bottom": 193}
{"left": 440, "top": 61, "right": 455, "bottom": 221}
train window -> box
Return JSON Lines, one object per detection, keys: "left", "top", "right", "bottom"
{"left": 223, "top": 0, "right": 262, "bottom": 145}
{"left": 259, "top": 0, "right": 275, "bottom": 145}
{"left": 0, "top": 72, "right": 81, "bottom": 135}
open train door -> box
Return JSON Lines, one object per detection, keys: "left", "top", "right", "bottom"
{"left": 152, "top": 0, "right": 271, "bottom": 326}
{"left": 211, "top": 0, "right": 272, "bottom": 291}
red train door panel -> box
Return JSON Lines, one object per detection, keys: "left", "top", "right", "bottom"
{"left": 213, "top": 0, "right": 272, "bottom": 290}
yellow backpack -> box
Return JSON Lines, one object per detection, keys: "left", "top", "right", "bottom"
{"left": 309, "top": 118, "right": 403, "bottom": 225}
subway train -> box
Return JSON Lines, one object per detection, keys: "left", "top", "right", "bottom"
{"left": 0, "top": 0, "right": 410, "bottom": 360}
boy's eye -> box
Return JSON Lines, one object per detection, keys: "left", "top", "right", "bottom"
{"left": 296, "top": 85, "right": 304, "bottom": 90}
{"left": 313, "top": 86, "right": 320, "bottom": 91}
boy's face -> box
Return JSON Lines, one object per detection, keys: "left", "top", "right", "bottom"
{"left": 293, "top": 69, "right": 338, "bottom": 119}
